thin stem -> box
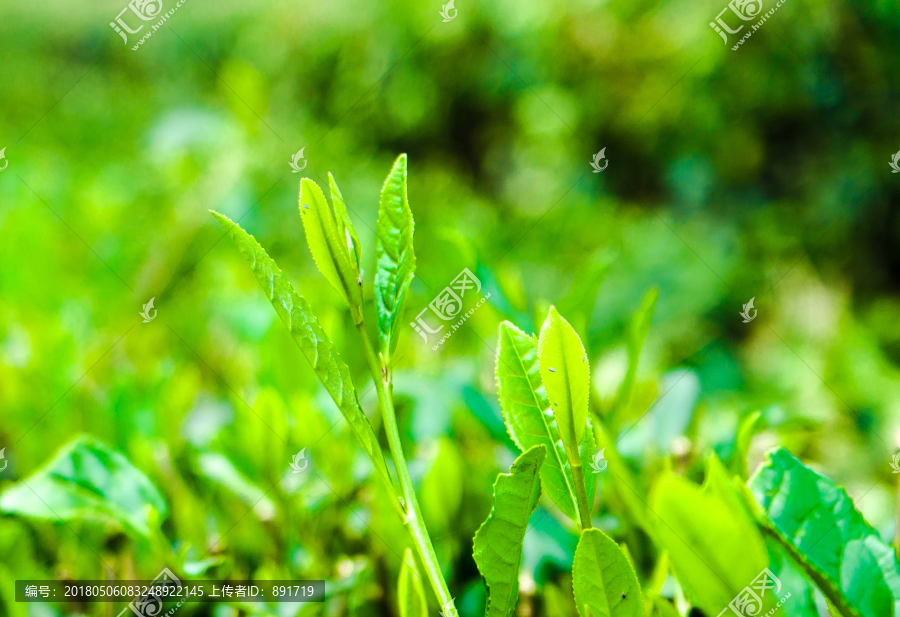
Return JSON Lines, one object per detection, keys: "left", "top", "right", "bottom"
{"left": 355, "top": 321, "right": 456, "bottom": 614}
{"left": 570, "top": 463, "right": 594, "bottom": 530}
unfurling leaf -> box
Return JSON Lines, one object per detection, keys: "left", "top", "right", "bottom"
{"left": 496, "top": 321, "right": 597, "bottom": 525}
{"left": 649, "top": 454, "right": 769, "bottom": 616}
{"left": 211, "top": 212, "right": 394, "bottom": 496}
{"left": 0, "top": 435, "right": 166, "bottom": 538}
{"left": 610, "top": 287, "right": 658, "bottom": 422}
{"left": 538, "top": 306, "right": 590, "bottom": 466}
{"left": 473, "top": 445, "right": 546, "bottom": 617}
{"left": 399, "top": 548, "right": 428, "bottom": 617}
{"left": 375, "top": 154, "right": 416, "bottom": 362}
{"left": 299, "top": 176, "right": 364, "bottom": 321}
{"left": 749, "top": 447, "right": 900, "bottom": 617}
{"left": 572, "top": 528, "right": 642, "bottom": 617}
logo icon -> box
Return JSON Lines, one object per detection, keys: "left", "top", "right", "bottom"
{"left": 289, "top": 147, "right": 307, "bottom": 173}
{"left": 590, "top": 148, "right": 608, "bottom": 173}
{"left": 890, "top": 150, "right": 900, "bottom": 173}
{"left": 709, "top": 0, "right": 764, "bottom": 44}
{"left": 116, "top": 568, "right": 181, "bottom": 617}
{"left": 290, "top": 448, "right": 309, "bottom": 473}
{"left": 440, "top": 598, "right": 458, "bottom": 617}
{"left": 740, "top": 297, "right": 757, "bottom": 323}
{"left": 411, "top": 268, "right": 491, "bottom": 350}
{"left": 718, "top": 568, "right": 786, "bottom": 616}
{"left": 440, "top": 0, "right": 458, "bottom": 22}
{"left": 891, "top": 452, "right": 900, "bottom": 473}
{"left": 140, "top": 297, "right": 157, "bottom": 323}
{"left": 110, "top": 0, "right": 164, "bottom": 44}
{"left": 0, "top": 448, "right": 7, "bottom": 473}
{"left": 0, "top": 147, "right": 7, "bottom": 172}
{"left": 589, "top": 448, "right": 607, "bottom": 473}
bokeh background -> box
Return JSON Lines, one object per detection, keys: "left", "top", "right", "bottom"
{"left": 1, "top": 0, "right": 900, "bottom": 614}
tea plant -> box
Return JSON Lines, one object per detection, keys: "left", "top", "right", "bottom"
{"left": 3, "top": 154, "right": 900, "bottom": 617}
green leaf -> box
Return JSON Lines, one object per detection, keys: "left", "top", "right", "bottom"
{"left": 419, "top": 437, "right": 464, "bottom": 533}
{"left": 763, "top": 535, "right": 820, "bottom": 617}
{"left": 0, "top": 435, "right": 166, "bottom": 538}
{"left": 749, "top": 447, "right": 900, "bottom": 617}
{"left": 196, "top": 452, "right": 276, "bottom": 521}
{"left": 496, "top": 321, "right": 597, "bottom": 525}
{"left": 399, "top": 548, "right": 428, "bottom": 617}
{"left": 537, "top": 306, "right": 590, "bottom": 466}
{"left": 374, "top": 153, "right": 416, "bottom": 362}
{"left": 299, "top": 177, "right": 363, "bottom": 320}
{"left": 649, "top": 454, "right": 769, "bottom": 616}
{"left": 211, "top": 212, "right": 394, "bottom": 497}
{"left": 572, "top": 528, "right": 642, "bottom": 617}
{"left": 590, "top": 418, "right": 649, "bottom": 533}
{"left": 734, "top": 411, "right": 761, "bottom": 480}
{"left": 610, "top": 287, "right": 658, "bottom": 423}
{"left": 473, "top": 445, "right": 546, "bottom": 617}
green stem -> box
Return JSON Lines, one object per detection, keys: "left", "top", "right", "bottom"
{"left": 570, "top": 463, "right": 594, "bottom": 530}
{"left": 355, "top": 321, "right": 456, "bottom": 614}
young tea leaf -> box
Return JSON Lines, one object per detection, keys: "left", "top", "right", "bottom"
{"left": 649, "top": 454, "right": 769, "bottom": 616}
{"left": 610, "top": 287, "right": 658, "bottom": 423}
{"left": 496, "top": 321, "right": 596, "bottom": 525}
{"left": 749, "top": 447, "right": 900, "bottom": 617}
{"left": 399, "top": 548, "right": 428, "bottom": 617}
{"left": 572, "top": 528, "right": 642, "bottom": 617}
{"left": 374, "top": 154, "right": 416, "bottom": 362}
{"left": 299, "top": 177, "right": 363, "bottom": 320}
{"left": 537, "top": 306, "right": 590, "bottom": 466}
{"left": 473, "top": 445, "right": 546, "bottom": 617}
{"left": 0, "top": 435, "right": 166, "bottom": 538}
{"left": 211, "top": 212, "right": 394, "bottom": 496}
{"left": 196, "top": 452, "right": 276, "bottom": 521}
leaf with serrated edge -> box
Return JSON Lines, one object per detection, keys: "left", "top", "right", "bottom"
{"left": 572, "top": 528, "right": 642, "bottom": 617}
{"left": 538, "top": 306, "right": 590, "bottom": 466}
{"left": 649, "top": 454, "right": 769, "bottom": 616}
{"left": 399, "top": 548, "right": 428, "bottom": 617}
{"left": 211, "top": 212, "right": 393, "bottom": 495}
{"left": 473, "top": 445, "right": 546, "bottom": 617}
{"left": 374, "top": 154, "right": 415, "bottom": 361}
{"left": 749, "top": 447, "right": 900, "bottom": 617}
{"left": 496, "top": 321, "right": 596, "bottom": 524}
{"left": 0, "top": 435, "right": 166, "bottom": 538}
{"left": 328, "top": 173, "right": 362, "bottom": 276}
{"left": 299, "top": 178, "right": 362, "bottom": 314}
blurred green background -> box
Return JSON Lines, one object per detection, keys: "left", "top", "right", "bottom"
{"left": 1, "top": 0, "right": 900, "bottom": 614}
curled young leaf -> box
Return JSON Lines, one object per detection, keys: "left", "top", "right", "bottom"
{"left": 210, "top": 212, "right": 395, "bottom": 501}
{"left": 375, "top": 154, "right": 416, "bottom": 362}
{"left": 538, "top": 306, "right": 590, "bottom": 466}
{"left": 474, "top": 445, "right": 546, "bottom": 617}
{"left": 299, "top": 177, "right": 364, "bottom": 321}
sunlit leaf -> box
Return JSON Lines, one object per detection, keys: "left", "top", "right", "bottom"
{"left": 734, "top": 411, "right": 761, "bottom": 480}
{"left": 211, "top": 212, "right": 394, "bottom": 496}
{"left": 649, "top": 454, "right": 769, "bottom": 616}
{"left": 375, "top": 154, "right": 416, "bottom": 362}
{"left": 299, "top": 177, "right": 363, "bottom": 320}
{"left": 572, "top": 528, "right": 642, "bottom": 617}
{"left": 0, "top": 435, "right": 166, "bottom": 538}
{"left": 610, "top": 287, "right": 658, "bottom": 423}
{"left": 749, "top": 447, "right": 900, "bottom": 617}
{"left": 399, "top": 548, "right": 428, "bottom": 617}
{"left": 538, "top": 306, "right": 590, "bottom": 465}
{"left": 473, "top": 445, "right": 546, "bottom": 617}
{"left": 496, "top": 321, "right": 596, "bottom": 524}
